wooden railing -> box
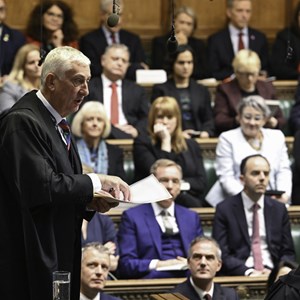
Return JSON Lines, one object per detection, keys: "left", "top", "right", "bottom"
{"left": 104, "top": 276, "right": 269, "bottom": 300}
{"left": 139, "top": 80, "right": 298, "bottom": 103}
{"left": 106, "top": 136, "right": 294, "bottom": 161}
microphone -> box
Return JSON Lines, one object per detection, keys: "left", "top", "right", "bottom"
{"left": 166, "top": 0, "right": 178, "bottom": 54}
{"left": 166, "top": 25, "right": 178, "bottom": 54}
{"left": 107, "top": 0, "right": 120, "bottom": 28}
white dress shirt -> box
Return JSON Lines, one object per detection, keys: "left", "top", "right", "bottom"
{"left": 101, "top": 74, "right": 128, "bottom": 125}
{"left": 80, "top": 292, "right": 100, "bottom": 300}
{"left": 242, "top": 192, "right": 274, "bottom": 274}
{"left": 228, "top": 23, "right": 249, "bottom": 54}
{"left": 190, "top": 277, "right": 214, "bottom": 299}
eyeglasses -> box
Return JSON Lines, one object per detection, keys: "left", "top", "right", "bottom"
{"left": 236, "top": 71, "right": 259, "bottom": 77}
{"left": 242, "top": 114, "right": 264, "bottom": 121}
{"left": 45, "top": 11, "right": 64, "bottom": 19}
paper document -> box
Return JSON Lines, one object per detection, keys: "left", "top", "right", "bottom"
{"left": 156, "top": 263, "right": 188, "bottom": 271}
{"left": 94, "top": 174, "right": 172, "bottom": 204}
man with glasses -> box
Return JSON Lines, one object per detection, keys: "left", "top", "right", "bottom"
{"left": 213, "top": 49, "right": 284, "bottom": 135}
{"left": 0, "top": 0, "right": 25, "bottom": 83}
{"left": 0, "top": 46, "right": 130, "bottom": 300}
{"left": 117, "top": 159, "right": 203, "bottom": 279}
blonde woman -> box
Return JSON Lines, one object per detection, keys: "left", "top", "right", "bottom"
{"left": 0, "top": 44, "right": 41, "bottom": 114}
{"left": 133, "top": 96, "right": 207, "bottom": 207}
{"left": 213, "top": 49, "right": 285, "bottom": 135}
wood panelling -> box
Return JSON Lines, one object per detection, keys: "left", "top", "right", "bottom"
{"left": 4, "top": 0, "right": 296, "bottom": 42}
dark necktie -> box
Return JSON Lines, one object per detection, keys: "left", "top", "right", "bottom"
{"left": 204, "top": 294, "right": 212, "bottom": 300}
{"left": 238, "top": 31, "right": 245, "bottom": 51}
{"left": 58, "top": 119, "right": 71, "bottom": 151}
{"left": 161, "top": 210, "right": 174, "bottom": 236}
{"left": 252, "top": 203, "right": 264, "bottom": 271}
{"left": 111, "top": 32, "right": 116, "bottom": 44}
{"left": 110, "top": 82, "right": 119, "bottom": 125}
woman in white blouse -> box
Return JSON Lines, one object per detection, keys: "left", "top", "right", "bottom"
{"left": 206, "top": 95, "right": 291, "bottom": 206}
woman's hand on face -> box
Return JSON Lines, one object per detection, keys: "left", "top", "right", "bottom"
{"left": 154, "top": 123, "right": 171, "bottom": 141}
{"left": 51, "top": 29, "right": 64, "bottom": 47}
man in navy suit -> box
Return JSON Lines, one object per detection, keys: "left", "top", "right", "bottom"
{"left": 80, "top": 243, "right": 121, "bottom": 300}
{"left": 207, "top": 0, "right": 269, "bottom": 80}
{"left": 79, "top": 0, "right": 148, "bottom": 80}
{"left": 173, "top": 236, "right": 239, "bottom": 300}
{"left": 85, "top": 43, "right": 149, "bottom": 139}
{"left": 0, "top": 0, "right": 25, "bottom": 82}
{"left": 212, "top": 154, "right": 295, "bottom": 276}
{"left": 117, "top": 159, "right": 203, "bottom": 279}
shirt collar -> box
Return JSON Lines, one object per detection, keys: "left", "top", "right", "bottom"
{"left": 189, "top": 277, "right": 214, "bottom": 299}
{"left": 80, "top": 292, "right": 100, "bottom": 300}
{"left": 242, "top": 191, "right": 264, "bottom": 211}
{"left": 151, "top": 201, "right": 175, "bottom": 217}
{"left": 101, "top": 74, "right": 122, "bottom": 88}
{"left": 36, "top": 90, "right": 64, "bottom": 125}
{"left": 102, "top": 25, "right": 119, "bottom": 42}
{"left": 228, "top": 23, "right": 248, "bottom": 36}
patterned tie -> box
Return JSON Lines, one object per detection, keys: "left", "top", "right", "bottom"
{"left": 110, "top": 82, "right": 119, "bottom": 125}
{"left": 238, "top": 31, "right": 245, "bottom": 51}
{"left": 58, "top": 119, "right": 71, "bottom": 151}
{"left": 161, "top": 210, "right": 174, "bottom": 236}
{"left": 252, "top": 203, "right": 264, "bottom": 271}
{"left": 204, "top": 294, "right": 212, "bottom": 300}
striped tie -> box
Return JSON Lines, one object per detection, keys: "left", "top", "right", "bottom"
{"left": 58, "top": 119, "right": 71, "bottom": 151}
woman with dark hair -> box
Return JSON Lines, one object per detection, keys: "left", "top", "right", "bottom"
{"left": 133, "top": 96, "right": 208, "bottom": 207}
{"left": 270, "top": 2, "right": 300, "bottom": 79}
{"left": 151, "top": 6, "right": 208, "bottom": 79}
{"left": 151, "top": 44, "right": 214, "bottom": 139}
{"left": 26, "top": 0, "right": 79, "bottom": 56}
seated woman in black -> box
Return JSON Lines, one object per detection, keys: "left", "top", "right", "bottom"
{"left": 133, "top": 96, "right": 208, "bottom": 207}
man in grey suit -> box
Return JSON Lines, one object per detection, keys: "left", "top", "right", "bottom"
{"left": 173, "top": 236, "right": 239, "bottom": 300}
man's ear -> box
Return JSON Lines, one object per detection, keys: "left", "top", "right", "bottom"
{"left": 45, "top": 73, "right": 56, "bottom": 91}
{"left": 226, "top": 8, "right": 232, "bottom": 19}
{"left": 216, "top": 259, "right": 222, "bottom": 272}
{"left": 240, "top": 174, "right": 245, "bottom": 185}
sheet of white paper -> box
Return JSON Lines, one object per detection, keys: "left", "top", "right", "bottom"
{"left": 156, "top": 263, "right": 188, "bottom": 271}
{"left": 129, "top": 174, "right": 172, "bottom": 203}
{"left": 94, "top": 174, "right": 172, "bottom": 204}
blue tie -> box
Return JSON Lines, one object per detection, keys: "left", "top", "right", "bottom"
{"left": 58, "top": 119, "right": 71, "bottom": 151}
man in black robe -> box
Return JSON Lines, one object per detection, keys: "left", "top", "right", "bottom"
{"left": 0, "top": 46, "right": 130, "bottom": 300}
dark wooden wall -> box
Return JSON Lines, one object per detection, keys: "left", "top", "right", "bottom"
{"left": 5, "top": 0, "right": 300, "bottom": 45}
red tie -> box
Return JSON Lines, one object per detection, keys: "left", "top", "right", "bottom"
{"left": 252, "top": 203, "right": 264, "bottom": 271}
{"left": 110, "top": 82, "right": 119, "bottom": 125}
{"left": 111, "top": 32, "right": 116, "bottom": 44}
{"left": 238, "top": 32, "right": 245, "bottom": 51}
{"left": 58, "top": 119, "right": 71, "bottom": 151}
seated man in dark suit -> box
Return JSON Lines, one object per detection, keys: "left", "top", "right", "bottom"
{"left": 207, "top": 0, "right": 269, "bottom": 81}
{"left": 79, "top": 0, "right": 148, "bottom": 80}
{"left": 85, "top": 43, "right": 149, "bottom": 139}
{"left": 173, "top": 236, "right": 239, "bottom": 300}
{"left": 0, "top": 0, "right": 25, "bottom": 83}
{"left": 80, "top": 243, "right": 121, "bottom": 300}
{"left": 212, "top": 154, "right": 295, "bottom": 276}
{"left": 117, "top": 159, "right": 203, "bottom": 279}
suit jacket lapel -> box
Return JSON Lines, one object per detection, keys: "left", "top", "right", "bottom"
{"left": 264, "top": 197, "right": 273, "bottom": 246}
{"left": 175, "top": 206, "right": 190, "bottom": 255}
{"left": 213, "top": 283, "right": 226, "bottom": 300}
{"left": 234, "top": 194, "right": 251, "bottom": 246}
{"left": 144, "top": 205, "right": 162, "bottom": 255}
{"left": 225, "top": 28, "right": 235, "bottom": 58}
{"left": 121, "top": 80, "right": 129, "bottom": 117}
